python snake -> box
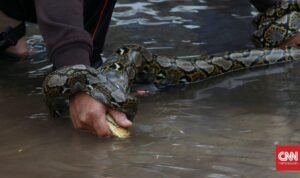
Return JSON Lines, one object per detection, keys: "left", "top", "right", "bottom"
{"left": 43, "top": 0, "right": 300, "bottom": 138}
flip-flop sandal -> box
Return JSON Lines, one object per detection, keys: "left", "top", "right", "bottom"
{"left": 0, "top": 22, "right": 26, "bottom": 50}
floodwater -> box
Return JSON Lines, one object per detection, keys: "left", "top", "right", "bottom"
{"left": 1, "top": 0, "right": 300, "bottom": 177}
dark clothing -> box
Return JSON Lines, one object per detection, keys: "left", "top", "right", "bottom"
{"left": 0, "top": 0, "right": 280, "bottom": 69}
{"left": 0, "top": 0, "right": 116, "bottom": 68}
{"left": 249, "top": 0, "right": 281, "bottom": 12}
{"left": 0, "top": 0, "right": 36, "bottom": 23}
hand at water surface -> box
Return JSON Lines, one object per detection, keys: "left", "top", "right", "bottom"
{"left": 69, "top": 92, "right": 132, "bottom": 137}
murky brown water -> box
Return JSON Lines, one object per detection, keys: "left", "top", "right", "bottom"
{"left": 1, "top": 0, "right": 300, "bottom": 177}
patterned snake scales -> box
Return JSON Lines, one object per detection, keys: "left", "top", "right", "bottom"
{"left": 43, "top": 1, "right": 300, "bottom": 138}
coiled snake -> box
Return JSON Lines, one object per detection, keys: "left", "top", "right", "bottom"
{"left": 43, "top": 0, "right": 300, "bottom": 138}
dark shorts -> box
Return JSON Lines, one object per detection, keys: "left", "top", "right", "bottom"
{"left": 0, "top": 0, "right": 116, "bottom": 65}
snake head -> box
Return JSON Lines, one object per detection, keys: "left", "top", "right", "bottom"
{"left": 116, "top": 44, "right": 143, "bottom": 56}
{"left": 115, "top": 44, "right": 153, "bottom": 67}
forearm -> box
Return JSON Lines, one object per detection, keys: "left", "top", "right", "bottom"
{"left": 35, "top": 0, "right": 92, "bottom": 68}
{"left": 249, "top": 0, "right": 281, "bottom": 12}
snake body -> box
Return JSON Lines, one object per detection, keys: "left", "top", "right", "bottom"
{"left": 43, "top": 0, "right": 300, "bottom": 138}
{"left": 252, "top": 0, "right": 300, "bottom": 47}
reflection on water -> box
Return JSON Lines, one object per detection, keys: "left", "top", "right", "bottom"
{"left": 0, "top": 0, "right": 300, "bottom": 177}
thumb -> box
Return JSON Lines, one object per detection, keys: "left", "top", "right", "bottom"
{"left": 108, "top": 109, "right": 132, "bottom": 128}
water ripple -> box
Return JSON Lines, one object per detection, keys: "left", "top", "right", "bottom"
{"left": 112, "top": 2, "right": 198, "bottom": 27}
{"left": 170, "top": 5, "right": 219, "bottom": 13}
{"left": 114, "top": 2, "right": 158, "bottom": 17}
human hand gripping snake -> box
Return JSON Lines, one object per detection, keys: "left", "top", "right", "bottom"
{"left": 42, "top": 0, "right": 300, "bottom": 138}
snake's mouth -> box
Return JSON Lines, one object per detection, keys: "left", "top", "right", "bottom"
{"left": 278, "top": 32, "right": 300, "bottom": 48}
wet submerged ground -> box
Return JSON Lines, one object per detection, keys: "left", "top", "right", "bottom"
{"left": 1, "top": 0, "right": 300, "bottom": 177}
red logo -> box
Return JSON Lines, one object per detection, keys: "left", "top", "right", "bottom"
{"left": 276, "top": 145, "right": 300, "bottom": 171}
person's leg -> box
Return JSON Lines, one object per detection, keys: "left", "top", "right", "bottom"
{"left": 0, "top": 0, "right": 36, "bottom": 57}
{"left": 83, "top": 0, "right": 117, "bottom": 67}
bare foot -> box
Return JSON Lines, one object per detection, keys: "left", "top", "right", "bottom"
{"left": 0, "top": 11, "right": 28, "bottom": 58}
{"left": 5, "top": 37, "right": 29, "bottom": 58}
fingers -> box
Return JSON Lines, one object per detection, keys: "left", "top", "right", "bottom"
{"left": 70, "top": 111, "right": 96, "bottom": 135}
{"left": 79, "top": 111, "right": 113, "bottom": 137}
{"left": 69, "top": 93, "right": 131, "bottom": 137}
{"left": 72, "top": 113, "right": 112, "bottom": 137}
{"left": 92, "top": 113, "right": 112, "bottom": 137}
{"left": 109, "top": 109, "right": 132, "bottom": 128}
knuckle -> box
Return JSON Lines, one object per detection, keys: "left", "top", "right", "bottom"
{"left": 79, "top": 111, "right": 100, "bottom": 123}
{"left": 85, "top": 111, "right": 100, "bottom": 120}
{"left": 78, "top": 115, "right": 87, "bottom": 123}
